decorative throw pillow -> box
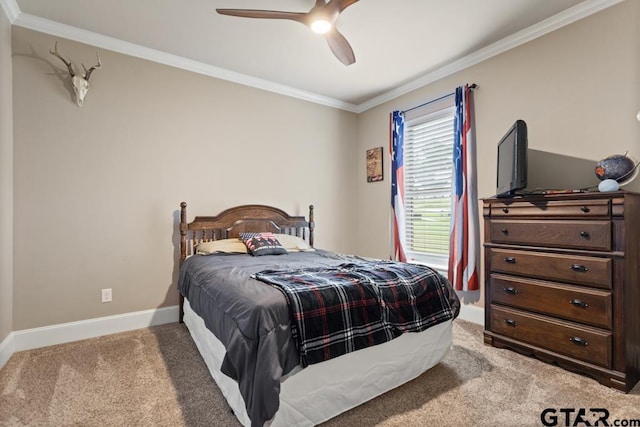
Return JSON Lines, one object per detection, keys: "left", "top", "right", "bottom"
{"left": 240, "top": 232, "right": 288, "bottom": 256}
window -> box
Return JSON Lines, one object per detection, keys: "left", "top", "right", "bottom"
{"left": 403, "top": 105, "right": 455, "bottom": 272}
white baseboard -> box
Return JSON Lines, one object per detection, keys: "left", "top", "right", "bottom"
{"left": 458, "top": 304, "right": 484, "bottom": 326}
{"left": 11, "top": 305, "right": 179, "bottom": 354}
{"left": 0, "top": 331, "right": 15, "bottom": 369}
{"left": 1, "top": 302, "right": 478, "bottom": 370}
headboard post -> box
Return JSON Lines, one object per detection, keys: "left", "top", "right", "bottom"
{"left": 309, "top": 204, "right": 315, "bottom": 247}
{"left": 180, "top": 202, "right": 188, "bottom": 265}
{"left": 179, "top": 202, "right": 188, "bottom": 323}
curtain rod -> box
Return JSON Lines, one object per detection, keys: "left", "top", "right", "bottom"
{"left": 402, "top": 83, "right": 477, "bottom": 114}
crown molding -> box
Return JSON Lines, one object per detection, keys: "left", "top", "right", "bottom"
{"left": 5, "top": 0, "right": 624, "bottom": 113}
{"left": 0, "top": 0, "right": 19, "bottom": 23}
{"left": 354, "top": 0, "right": 624, "bottom": 113}
{"left": 11, "top": 12, "right": 360, "bottom": 113}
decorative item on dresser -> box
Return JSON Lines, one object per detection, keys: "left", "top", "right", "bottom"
{"left": 482, "top": 191, "right": 640, "bottom": 392}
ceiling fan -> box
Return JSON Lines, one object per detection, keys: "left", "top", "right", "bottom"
{"left": 216, "top": 0, "right": 360, "bottom": 66}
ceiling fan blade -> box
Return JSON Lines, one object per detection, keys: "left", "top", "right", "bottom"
{"left": 327, "top": 0, "right": 360, "bottom": 14}
{"left": 325, "top": 28, "right": 355, "bottom": 66}
{"left": 216, "top": 9, "right": 307, "bottom": 24}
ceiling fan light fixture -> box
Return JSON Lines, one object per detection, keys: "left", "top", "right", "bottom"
{"left": 216, "top": 0, "right": 360, "bottom": 65}
{"left": 310, "top": 19, "right": 332, "bottom": 34}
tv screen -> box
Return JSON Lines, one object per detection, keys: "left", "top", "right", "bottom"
{"left": 496, "top": 120, "right": 527, "bottom": 197}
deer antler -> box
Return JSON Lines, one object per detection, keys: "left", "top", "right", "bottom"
{"left": 48, "top": 42, "right": 102, "bottom": 106}
{"left": 82, "top": 52, "right": 102, "bottom": 81}
{"left": 49, "top": 42, "right": 75, "bottom": 77}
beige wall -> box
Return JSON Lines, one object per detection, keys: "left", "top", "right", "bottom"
{"left": 12, "top": 27, "right": 358, "bottom": 330}
{"left": 356, "top": 1, "right": 640, "bottom": 304}
{"left": 0, "top": 7, "right": 13, "bottom": 342}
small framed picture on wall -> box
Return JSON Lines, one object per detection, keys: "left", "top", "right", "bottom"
{"left": 366, "top": 147, "right": 383, "bottom": 182}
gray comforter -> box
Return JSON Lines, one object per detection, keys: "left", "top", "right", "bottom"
{"left": 178, "top": 250, "right": 460, "bottom": 427}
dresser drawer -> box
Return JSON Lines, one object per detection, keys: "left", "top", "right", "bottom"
{"left": 490, "top": 220, "right": 611, "bottom": 250}
{"left": 489, "top": 274, "right": 612, "bottom": 328}
{"left": 490, "top": 248, "right": 612, "bottom": 289}
{"left": 490, "top": 199, "right": 610, "bottom": 218}
{"left": 490, "top": 305, "right": 611, "bottom": 367}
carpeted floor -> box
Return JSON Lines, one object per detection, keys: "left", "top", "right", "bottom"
{"left": 1, "top": 320, "right": 638, "bottom": 426}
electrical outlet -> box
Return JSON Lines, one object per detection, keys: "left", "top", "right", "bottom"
{"left": 101, "top": 288, "right": 112, "bottom": 303}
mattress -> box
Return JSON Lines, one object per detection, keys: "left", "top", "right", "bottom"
{"left": 184, "top": 297, "right": 454, "bottom": 426}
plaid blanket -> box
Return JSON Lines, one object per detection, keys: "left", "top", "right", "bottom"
{"left": 253, "top": 260, "right": 455, "bottom": 367}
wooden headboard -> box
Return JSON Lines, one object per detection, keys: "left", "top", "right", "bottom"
{"left": 179, "top": 202, "right": 315, "bottom": 265}
{"left": 178, "top": 202, "right": 315, "bottom": 323}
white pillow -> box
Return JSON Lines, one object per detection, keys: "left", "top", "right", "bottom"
{"left": 196, "top": 238, "right": 248, "bottom": 255}
{"left": 273, "top": 234, "right": 315, "bottom": 252}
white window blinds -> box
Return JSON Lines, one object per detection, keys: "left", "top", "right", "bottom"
{"left": 403, "top": 107, "right": 455, "bottom": 270}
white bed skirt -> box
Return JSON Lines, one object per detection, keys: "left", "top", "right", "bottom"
{"left": 183, "top": 298, "right": 453, "bottom": 426}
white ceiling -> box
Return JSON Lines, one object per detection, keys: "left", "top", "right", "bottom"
{"left": 3, "top": 0, "right": 621, "bottom": 111}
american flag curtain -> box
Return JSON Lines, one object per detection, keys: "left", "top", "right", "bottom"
{"left": 448, "top": 85, "right": 480, "bottom": 291}
{"left": 390, "top": 111, "right": 407, "bottom": 262}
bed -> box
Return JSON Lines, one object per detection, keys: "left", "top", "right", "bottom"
{"left": 177, "top": 202, "right": 460, "bottom": 427}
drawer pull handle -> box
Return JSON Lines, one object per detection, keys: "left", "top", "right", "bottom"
{"left": 580, "top": 206, "right": 590, "bottom": 213}
{"left": 501, "top": 228, "right": 509, "bottom": 235}
{"left": 569, "top": 336, "right": 589, "bottom": 346}
{"left": 569, "top": 299, "right": 589, "bottom": 308}
{"left": 504, "top": 257, "right": 517, "bottom": 264}
{"left": 502, "top": 207, "right": 509, "bottom": 213}
{"left": 579, "top": 231, "right": 590, "bottom": 238}
{"left": 570, "top": 264, "right": 589, "bottom": 272}
{"left": 504, "top": 287, "right": 518, "bottom": 295}
{"left": 504, "top": 319, "right": 518, "bottom": 327}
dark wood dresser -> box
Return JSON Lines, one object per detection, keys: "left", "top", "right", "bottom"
{"left": 482, "top": 191, "right": 640, "bottom": 392}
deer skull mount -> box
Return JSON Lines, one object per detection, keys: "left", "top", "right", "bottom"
{"left": 49, "top": 42, "right": 102, "bottom": 107}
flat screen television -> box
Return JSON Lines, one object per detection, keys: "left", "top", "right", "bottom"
{"left": 496, "top": 119, "right": 528, "bottom": 197}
